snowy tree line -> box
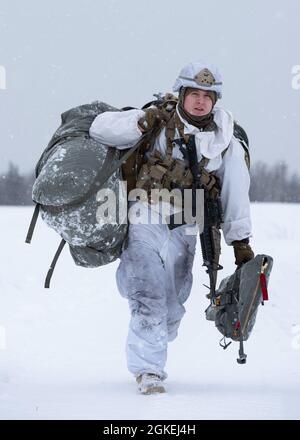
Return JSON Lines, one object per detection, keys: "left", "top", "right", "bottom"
{"left": 249, "top": 161, "right": 300, "bottom": 202}
{"left": 0, "top": 160, "right": 299, "bottom": 205}
{"left": 0, "top": 163, "right": 34, "bottom": 205}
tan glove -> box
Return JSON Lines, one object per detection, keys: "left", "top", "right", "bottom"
{"left": 138, "top": 107, "right": 167, "bottom": 133}
{"left": 232, "top": 240, "right": 254, "bottom": 267}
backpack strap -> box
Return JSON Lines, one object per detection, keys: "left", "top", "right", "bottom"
{"left": 165, "top": 112, "right": 177, "bottom": 161}
{"left": 222, "top": 121, "right": 250, "bottom": 170}
{"left": 44, "top": 239, "right": 66, "bottom": 288}
{"left": 25, "top": 203, "right": 40, "bottom": 244}
{"left": 89, "top": 130, "right": 156, "bottom": 194}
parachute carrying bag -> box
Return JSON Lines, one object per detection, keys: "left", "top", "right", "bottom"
{"left": 205, "top": 254, "right": 273, "bottom": 363}
{"left": 25, "top": 95, "right": 176, "bottom": 288}
{"left": 26, "top": 101, "right": 133, "bottom": 288}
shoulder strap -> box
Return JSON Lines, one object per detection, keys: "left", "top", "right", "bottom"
{"left": 222, "top": 121, "right": 250, "bottom": 170}
{"left": 25, "top": 203, "right": 40, "bottom": 244}
{"left": 165, "top": 112, "right": 177, "bottom": 160}
{"left": 233, "top": 121, "right": 250, "bottom": 169}
{"left": 44, "top": 239, "right": 66, "bottom": 288}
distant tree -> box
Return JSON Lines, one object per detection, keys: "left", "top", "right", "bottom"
{"left": 0, "top": 162, "right": 34, "bottom": 205}
{"left": 23, "top": 171, "right": 35, "bottom": 205}
{"left": 250, "top": 161, "right": 300, "bottom": 203}
{"left": 269, "top": 162, "right": 288, "bottom": 202}
{"left": 287, "top": 173, "right": 300, "bottom": 203}
{"left": 0, "top": 173, "right": 6, "bottom": 204}
{"left": 250, "top": 162, "right": 267, "bottom": 202}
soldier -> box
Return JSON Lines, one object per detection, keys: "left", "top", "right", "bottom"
{"left": 89, "top": 60, "right": 254, "bottom": 394}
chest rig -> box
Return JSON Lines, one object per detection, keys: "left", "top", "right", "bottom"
{"left": 135, "top": 111, "right": 221, "bottom": 201}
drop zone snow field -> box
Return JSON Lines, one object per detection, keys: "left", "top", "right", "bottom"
{"left": 0, "top": 204, "right": 299, "bottom": 420}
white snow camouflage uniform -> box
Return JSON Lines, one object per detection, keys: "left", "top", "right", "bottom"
{"left": 89, "top": 106, "right": 252, "bottom": 380}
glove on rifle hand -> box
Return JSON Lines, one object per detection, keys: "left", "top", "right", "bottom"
{"left": 138, "top": 107, "right": 167, "bottom": 133}
{"left": 232, "top": 240, "right": 254, "bottom": 267}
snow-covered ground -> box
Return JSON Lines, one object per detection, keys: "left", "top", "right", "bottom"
{"left": 0, "top": 204, "right": 300, "bottom": 420}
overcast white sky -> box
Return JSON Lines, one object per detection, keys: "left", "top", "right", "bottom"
{"left": 0, "top": 0, "right": 300, "bottom": 174}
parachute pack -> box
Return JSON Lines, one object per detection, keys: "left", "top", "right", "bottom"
{"left": 26, "top": 102, "right": 130, "bottom": 287}
{"left": 205, "top": 254, "right": 273, "bottom": 363}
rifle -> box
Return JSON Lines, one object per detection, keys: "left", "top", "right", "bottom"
{"left": 169, "top": 135, "right": 223, "bottom": 300}
{"left": 187, "top": 136, "right": 224, "bottom": 300}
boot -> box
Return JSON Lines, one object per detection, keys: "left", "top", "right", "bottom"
{"left": 136, "top": 373, "right": 166, "bottom": 395}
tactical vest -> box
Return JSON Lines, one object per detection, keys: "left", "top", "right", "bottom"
{"left": 123, "top": 108, "right": 221, "bottom": 202}
{"left": 121, "top": 94, "right": 249, "bottom": 200}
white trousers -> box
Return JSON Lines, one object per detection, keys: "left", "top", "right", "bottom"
{"left": 116, "top": 206, "right": 196, "bottom": 380}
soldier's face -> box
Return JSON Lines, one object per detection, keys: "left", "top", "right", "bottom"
{"left": 183, "top": 89, "right": 213, "bottom": 117}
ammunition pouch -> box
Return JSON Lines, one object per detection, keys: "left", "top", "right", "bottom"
{"left": 136, "top": 149, "right": 221, "bottom": 203}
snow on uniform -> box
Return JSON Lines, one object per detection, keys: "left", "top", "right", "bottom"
{"left": 89, "top": 107, "right": 252, "bottom": 379}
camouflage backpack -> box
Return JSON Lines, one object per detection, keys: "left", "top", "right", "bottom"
{"left": 206, "top": 254, "right": 273, "bottom": 363}
{"left": 26, "top": 101, "right": 147, "bottom": 287}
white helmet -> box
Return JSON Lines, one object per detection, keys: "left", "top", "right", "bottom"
{"left": 173, "top": 60, "right": 223, "bottom": 99}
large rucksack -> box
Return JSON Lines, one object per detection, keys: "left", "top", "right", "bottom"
{"left": 26, "top": 101, "right": 150, "bottom": 287}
